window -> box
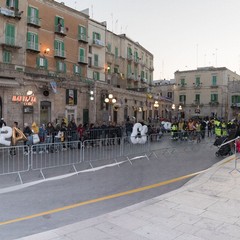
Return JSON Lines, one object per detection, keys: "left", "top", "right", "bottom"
{"left": 115, "top": 47, "right": 118, "bottom": 58}
{"left": 56, "top": 61, "right": 66, "bottom": 73}
{"left": 94, "top": 54, "right": 99, "bottom": 67}
{"left": 79, "top": 48, "right": 86, "bottom": 62}
{"left": 114, "top": 66, "right": 119, "bottom": 74}
{"left": 37, "top": 57, "right": 48, "bottom": 69}
{"left": 66, "top": 89, "right": 77, "bottom": 105}
{"left": 93, "top": 71, "right": 100, "bottom": 80}
{"left": 195, "top": 94, "right": 200, "bottom": 103}
{"left": 134, "top": 67, "right": 138, "bottom": 79}
{"left": 179, "top": 95, "right": 186, "bottom": 103}
{"left": 127, "top": 64, "right": 132, "bottom": 76}
{"left": 107, "top": 43, "right": 111, "bottom": 52}
{"left": 212, "top": 76, "right": 217, "bottom": 86}
{"left": 211, "top": 94, "right": 218, "bottom": 102}
{"left": 54, "top": 40, "right": 65, "bottom": 57}
{"left": 27, "top": 32, "right": 39, "bottom": 51}
{"left": 88, "top": 57, "right": 92, "bottom": 67}
{"left": 232, "top": 95, "right": 240, "bottom": 104}
{"left": 134, "top": 51, "right": 138, "bottom": 62}
{"left": 127, "top": 47, "right": 132, "bottom": 58}
{"left": 6, "top": 0, "right": 18, "bottom": 9}
{"left": 55, "top": 16, "right": 64, "bottom": 33}
{"left": 89, "top": 46, "right": 92, "bottom": 54}
{"left": 195, "top": 77, "right": 200, "bottom": 85}
{"left": 78, "top": 25, "right": 87, "bottom": 41}
{"left": 27, "top": 6, "right": 39, "bottom": 25}
{"left": 73, "top": 64, "right": 81, "bottom": 75}
{"left": 3, "top": 50, "right": 11, "bottom": 63}
{"left": 5, "top": 23, "right": 15, "bottom": 45}
{"left": 167, "top": 92, "right": 172, "bottom": 99}
{"left": 180, "top": 78, "right": 186, "bottom": 86}
{"left": 141, "top": 71, "right": 144, "bottom": 79}
{"left": 93, "top": 32, "right": 101, "bottom": 40}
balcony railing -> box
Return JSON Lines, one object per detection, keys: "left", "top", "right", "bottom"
{"left": 78, "top": 56, "right": 88, "bottom": 64}
{"left": 209, "top": 101, "right": 219, "bottom": 106}
{"left": 92, "top": 39, "right": 104, "bottom": 47}
{"left": 54, "top": 50, "right": 66, "bottom": 58}
{"left": 55, "top": 25, "right": 66, "bottom": 35}
{"left": 0, "top": 36, "right": 21, "bottom": 48}
{"left": 26, "top": 42, "right": 40, "bottom": 52}
{"left": 78, "top": 33, "right": 88, "bottom": 43}
{"left": 27, "top": 16, "right": 41, "bottom": 27}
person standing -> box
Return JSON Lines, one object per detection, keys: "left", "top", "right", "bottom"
{"left": 0, "top": 118, "right": 6, "bottom": 128}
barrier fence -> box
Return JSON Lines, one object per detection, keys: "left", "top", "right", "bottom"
{"left": 0, "top": 133, "right": 224, "bottom": 183}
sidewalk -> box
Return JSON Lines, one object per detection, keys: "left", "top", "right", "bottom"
{"left": 18, "top": 156, "right": 240, "bottom": 240}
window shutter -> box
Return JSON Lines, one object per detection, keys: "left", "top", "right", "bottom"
{"left": 6, "top": 0, "right": 10, "bottom": 7}
{"left": 66, "top": 89, "right": 69, "bottom": 104}
{"left": 27, "top": 6, "right": 31, "bottom": 17}
{"left": 15, "top": 0, "right": 18, "bottom": 9}
{"left": 64, "top": 62, "right": 66, "bottom": 73}
{"left": 55, "top": 16, "right": 58, "bottom": 27}
{"left": 54, "top": 40, "right": 58, "bottom": 50}
{"left": 74, "top": 89, "right": 77, "bottom": 105}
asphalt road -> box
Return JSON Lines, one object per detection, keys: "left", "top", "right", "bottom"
{"left": 0, "top": 135, "right": 219, "bottom": 240}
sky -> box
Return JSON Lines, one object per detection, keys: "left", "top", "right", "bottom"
{"left": 56, "top": 0, "right": 240, "bottom": 80}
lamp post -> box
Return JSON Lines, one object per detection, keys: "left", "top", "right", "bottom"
{"left": 153, "top": 101, "right": 159, "bottom": 121}
{"left": 104, "top": 93, "right": 116, "bottom": 122}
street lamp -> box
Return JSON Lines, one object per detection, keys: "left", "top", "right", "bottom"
{"left": 104, "top": 93, "right": 116, "bottom": 122}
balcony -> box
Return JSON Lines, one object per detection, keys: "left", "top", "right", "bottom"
{"left": 178, "top": 83, "right": 187, "bottom": 89}
{"left": 193, "top": 83, "right": 202, "bottom": 88}
{"left": 127, "top": 74, "right": 134, "bottom": 80}
{"left": 134, "top": 58, "right": 139, "bottom": 64}
{"left": 141, "top": 78, "right": 148, "bottom": 84}
{"left": 209, "top": 101, "right": 219, "bottom": 106}
{"left": 0, "top": 7, "right": 22, "bottom": 19}
{"left": 0, "top": 36, "right": 22, "bottom": 49}
{"left": 78, "top": 33, "right": 88, "bottom": 43}
{"left": 55, "top": 25, "right": 66, "bottom": 36}
{"left": 149, "top": 66, "right": 154, "bottom": 71}
{"left": 27, "top": 16, "right": 41, "bottom": 28}
{"left": 91, "top": 61, "right": 104, "bottom": 69}
{"left": 78, "top": 56, "right": 88, "bottom": 65}
{"left": 54, "top": 50, "right": 66, "bottom": 59}
{"left": 210, "top": 84, "right": 218, "bottom": 88}
{"left": 26, "top": 42, "right": 40, "bottom": 53}
{"left": 127, "top": 54, "right": 133, "bottom": 61}
{"left": 179, "top": 101, "right": 186, "bottom": 106}
{"left": 231, "top": 103, "right": 240, "bottom": 108}
{"left": 92, "top": 39, "right": 104, "bottom": 47}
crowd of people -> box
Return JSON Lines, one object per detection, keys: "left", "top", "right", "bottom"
{"left": 170, "top": 117, "right": 239, "bottom": 143}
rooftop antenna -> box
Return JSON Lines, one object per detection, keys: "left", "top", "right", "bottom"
{"left": 74, "top": 1, "right": 77, "bottom": 9}
{"left": 91, "top": 5, "right": 93, "bottom": 18}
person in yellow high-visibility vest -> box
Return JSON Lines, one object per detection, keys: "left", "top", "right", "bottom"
{"left": 221, "top": 121, "right": 227, "bottom": 137}
{"left": 214, "top": 119, "right": 222, "bottom": 138}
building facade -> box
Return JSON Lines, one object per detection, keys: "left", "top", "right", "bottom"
{"left": 0, "top": 0, "right": 154, "bottom": 128}
{"left": 174, "top": 67, "right": 240, "bottom": 120}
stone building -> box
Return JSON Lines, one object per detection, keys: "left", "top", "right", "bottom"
{"left": 0, "top": 0, "right": 154, "bottom": 128}
{"left": 174, "top": 67, "right": 240, "bottom": 120}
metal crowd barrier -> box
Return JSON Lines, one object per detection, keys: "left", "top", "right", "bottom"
{"left": 0, "top": 133, "right": 228, "bottom": 184}
{"left": 31, "top": 141, "right": 82, "bottom": 178}
{"left": 0, "top": 145, "right": 30, "bottom": 183}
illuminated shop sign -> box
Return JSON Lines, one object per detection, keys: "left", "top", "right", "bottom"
{"left": 12, "top": 95, "right": 37, "bottom": 106}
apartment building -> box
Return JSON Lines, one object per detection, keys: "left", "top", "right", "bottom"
{"left": 0, "top": 0, "right": 154, "bottom": 126}
{"left": 174, "top": 67, "right": 240, "bottom": 120}
{"left": 153, "top": 79, "right": 175, "bottom": 121}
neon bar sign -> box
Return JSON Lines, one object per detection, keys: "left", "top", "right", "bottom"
{"left": 12, "top": 95, "right": 37, "bottom": 106}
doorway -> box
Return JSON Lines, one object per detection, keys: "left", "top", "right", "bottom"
{"left": 40, "top": 101, "right": 51, "bottom": 124}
